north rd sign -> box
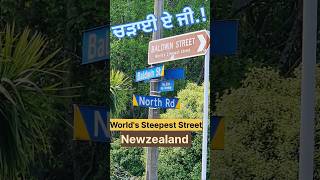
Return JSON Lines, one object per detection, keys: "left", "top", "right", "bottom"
{"left": 133, "top": 94, "right": 180, "bottom": 109}
{"left": 148, "top": 30, "right": 210, "bottom": 65}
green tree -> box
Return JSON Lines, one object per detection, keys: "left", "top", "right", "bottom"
{"left": 158, "top": 83, "right": 204, "bottom": 180}
{"left": 161, "top": 83, "right": 204, "bottom": 119}
{"left": 110, "top": 139, "right": 145, "bottom": 179}
{"left": 213, "top": 67, "right": 320, "bottom": 179}
{"left": 0, "top": 25, "right": 67, "bottom": 179}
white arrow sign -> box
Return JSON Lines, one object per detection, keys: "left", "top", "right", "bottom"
{"left": 197, "top": 34, "right": 207, "bottom": 52}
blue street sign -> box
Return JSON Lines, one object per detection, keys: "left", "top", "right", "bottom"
{"left": 164, "top": 68, "right": 185, "bottom": 80}
{"left": 73, "top": 105, "right": 110, "bottom": 142}
{"left": 133, "top": 94, "right": 180, "bottom": 109}
{"left": 136, "top": 64, "right": 164, "bottom": 82}
{"left": 159, "top": 80, "right": 174, "bottom": 92}
{"left": 211, "top": 20, "right": 239, "bottom": 56}
{"left": 82, "top": 25, "right": 109, "bottom": 64}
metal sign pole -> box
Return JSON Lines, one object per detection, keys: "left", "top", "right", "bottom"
{"left": 299, "top": 0, "right": 317, "bottom": 179}
{"left": 146, "top": 0, "right": 163, "bottom": 179}
{"left": 201, "top": 36, "right": 210, "bottom": 180}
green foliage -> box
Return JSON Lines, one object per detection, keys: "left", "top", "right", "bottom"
{"left": 158, "top": 134, "right": 202, "bottom": 180}
{"left": 0, "top": 24, "right": 67, "bottom": 179}
{"left": 158, "top": 82, "right": 204, "bottom": 179}
{"left": 111, "top": 139, "right": 144, "bottom": 179}
{"left": 213, "top": 67, "right": 320, "bottom": 179}
{"left": 211, "top": 0, "right": 303, "bottom": 95}
{"left": 162, "top": 83, "right": 204, "bottom": 119}
{"left": 110, "top": 69, "right": 132, "bottom": 117}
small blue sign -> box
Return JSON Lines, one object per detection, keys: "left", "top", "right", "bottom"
{"left": 211, "top": 20, "right": 239, "bottom": 56}
{"left": 136, "top": 64, "right": 164, "bottom": 82}
{"left": 73, "top": 105, "right": 110, "bottom": 142}
{"left": 164, "top": 68, "right": 185, "bottom": 80}
{"left": 159, "top": 80, "right": 174, "bottom": 92}
{"left": 133, "top": 94, "right": 180, "bottom": 109}
{"left": 82, "top": 25, "right": 109, "bottom": 64}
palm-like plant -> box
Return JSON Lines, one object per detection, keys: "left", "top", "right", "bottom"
{"left": 0, "top": 24, "right": 67, "bottom": 179}
{"left": 110, "top": 69, "right": 132, "bottom": 116}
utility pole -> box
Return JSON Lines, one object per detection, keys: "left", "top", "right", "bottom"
{"left": 299, "top": 0, "right": 317, "bottom": 179}
{"left": 146, "top": 0, "right": 163, "bottom": 179}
